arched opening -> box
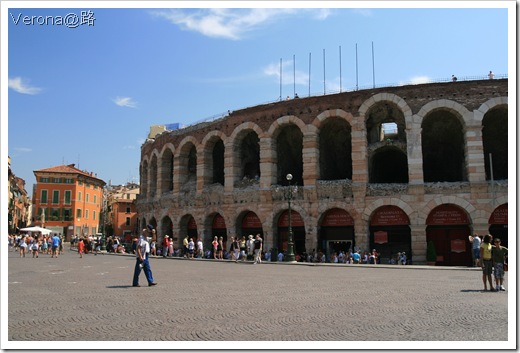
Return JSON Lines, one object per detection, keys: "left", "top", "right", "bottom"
{"left": 319, "top": 118, "right": 352, "bottom": 180}
{"left": 212, "top": 139, "right": 225, "bottom": 185}
{"left": 187, "top": 146, "right": 197, "bottom": 182}
{"left": 369, "top": 205, "right": 411, "bottom": 264}
{"left": 179, "top": 214, "right": 198, "bottom": 252}
{"left": 369, "top": 147, "right": 409, "bottom": 183}
{"left": 211, "top": 213, "right": 227, "bottom": 257}
{"left": 365, "top": 102, "right": 406, "bottom": 145}
{"left": 318, "top": 208, "right": 355, "bottom": 261}
{"left": 150, "top": 155, "right": 158, "bottom": 197}
{"left": 489, "top": 203, "right": 508, "bottom": 248}
{"left": 179, "top": 142, "right": 197, "bottom": 188}
{"left": 140, "top": 162, "right": 148, "bottom": 198}
{"left": 160, "top": 149, "right": 173, "bottom": 194}
{"left": 422, "top": 111, "right": 467, "bottom": 182}
{"left": 426, "top": 204, "right": 472, "bottom": 266}
{"left": 238, "top": 211, "right": 263, "bottom": 239}
{"left": 239, "top": 131, "right": 260, "bottom": 181}
{"left": 276, "top": 124, "right": 303, "bottom": 186}
{"left": 482, "top": 106, "right": 508, "bottom": 180}
{"left": 159, "top": 216, "right": 173, "bottom": 254}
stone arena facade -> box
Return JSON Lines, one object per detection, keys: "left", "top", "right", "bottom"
{"left": 137, "top": 79, "right": 508, "bottom": 265}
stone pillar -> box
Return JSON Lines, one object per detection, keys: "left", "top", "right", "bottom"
{"left": 405, "top": 126, "right": 424, "bottom": 185}
{"left": 354, "top": 216, "right": 369, "bottom": 251}
{"left": 172, "top": 154, "right": 182, "bottom": 194}
{"left": 410, "top": 224, "right": 427, "bottom": 264}
{"left": 465, "top": 125, "right": 486, "bottom": 183}
{"left": 302, "top": 130, "right": 319, "bottom": 186}
{"left": 260, "top": 137, "right": 276, "bottom": 188}
{"left": 351, "top": 119, "right": 368, "bottom": 183}
{"left": 224, "top": 140, "right": 236, "bottom": 193}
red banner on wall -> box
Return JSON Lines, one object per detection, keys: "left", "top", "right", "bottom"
{"left": 426, "top": 204, "right": 469, "bottom": 225}
{"left": 278, "top": 210, "right": 304, "bottom": 228}
{"left": 370, "top": 206, "right": 410, "bottom": 226}
{"left": 489, "top": 204, "right": 507, "bottom": 225}
{"left": 451, "top": 239, "right": 466, "bottom": 253}
{"left": 321, "top": 208, "right": 354, "bottom": 227}
{"left": 242, "top": 212, "right": 262, "bottom": 229}
{"left": 374, "top": 231, "right": 388, "bottom": 244}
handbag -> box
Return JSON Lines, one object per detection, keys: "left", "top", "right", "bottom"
{"left": 504, "top": 263, "right": 508, "bottom": 272}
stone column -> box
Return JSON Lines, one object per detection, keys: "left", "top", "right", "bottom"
{"left": 224, "top": 140, "right": 236, "bottom": 193}
{"left": 351, "top": 120, "right": 368, "bottom": 184}
{"left": 302, "top": 130, "right": 319, "bottom": 186}
{"left": 465, "top": 125, "right": 486, "bottom": 183}
{"left": 410, "top": 224, "right": 427, "bottom": 264}
{"left": 259, "top": 137, "right": 276, "bottom": 188}
{"left": 172, "top": 154, "right": 182, "bottom": 194}
{"left": 405, "top": 126, "right": 424, "bottom": 185}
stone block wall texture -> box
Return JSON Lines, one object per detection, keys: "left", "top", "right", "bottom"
{"left": 137, "top": 79, "right": 508, "bottom": 263}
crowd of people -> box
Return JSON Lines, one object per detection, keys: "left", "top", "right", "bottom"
{"left": 9, "top": 233, "right": 64, "bottom": 258}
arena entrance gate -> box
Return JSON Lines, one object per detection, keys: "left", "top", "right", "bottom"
{"left": 426, "top": 204, "right": 471, "bottom": 266}
{"left": 369, "top": 205, "right": 411, "bottom": 264}
{"left": 489, "top": 203, "right": 508, "bottom": 248}
{"left": 319, "top": 208, "right": 355, "bottom": 261}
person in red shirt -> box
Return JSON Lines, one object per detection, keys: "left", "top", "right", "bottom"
{"left": 78, "top": 237, "right": 85, "bottom": 258}
{"left": 163, "top": 235, "right": 170, "bottom": 257}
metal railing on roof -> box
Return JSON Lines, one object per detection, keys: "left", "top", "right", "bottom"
{"left": 171, "top": 74, "right": 508, "bottom": 131}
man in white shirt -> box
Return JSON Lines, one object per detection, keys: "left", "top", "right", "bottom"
{"left": 132, "top": 228, "right": 157, "bottom": 287}
{"left": 197, "top": 238, "right": 203, "bottom": 259}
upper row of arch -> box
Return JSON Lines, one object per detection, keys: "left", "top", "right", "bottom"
{"left": 141, "top": 95, "right": 507, "bottom": 162}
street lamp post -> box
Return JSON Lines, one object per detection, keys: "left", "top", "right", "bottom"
{"left": 285, "top": 174, "right": 296, "bottom": 262}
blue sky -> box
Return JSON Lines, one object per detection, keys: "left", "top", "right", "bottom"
{"left": 4, "top": 2, "right": 512, "bottom": 191}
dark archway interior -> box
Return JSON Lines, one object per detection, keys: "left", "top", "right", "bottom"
{"left": 161, "top": 149, "right": 173, "bottom": 193}
{"left": 277, "top": 125, "right": 303, "bottom": 186}
{"left": 319, "top": 118, "right": 352, "bottom": 180}
{"left": 482, "top": 107, "right": 508, "bottom": 180}
{"left": 150, "top": 156, "right": 158, "bottom": 191}
{"left": 366, "top": 103, "right": 406, "bottom": 144}
{"left": 240, "top": 131, "right": 260, "bottom": 179}
{"left": 422, "top": 111, "right": 466, "bottom": 182}
{"left": 369, "top": 147, "right": 409, "bottom": 183}
{"left": 212, "top": 139, "right": 225, "bottom": 185}
{"left": 187, "top": 145, "right": 197, "bottom": 181}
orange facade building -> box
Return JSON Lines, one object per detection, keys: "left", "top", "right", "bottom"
{"left": 32, "top": 164, "right": 106, "bottom": 240}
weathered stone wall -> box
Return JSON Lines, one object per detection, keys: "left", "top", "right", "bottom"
{"left": 137, "top": 79, "right": 508, "bottom": 264}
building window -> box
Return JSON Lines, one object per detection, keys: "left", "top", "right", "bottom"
{"left": 91, "top": 227, "right": 97, "bottom": 234}
{"left": 76, "top": 209, "right": 82, "bottom": 218}
{"left": 75, "top": 226, "right": 81, "bottom": 235}
{"left": 85, "top": 210, "right": 89, "bottom": 219}
{"left": 63, "top": 208, "right": 72, "bottom": 221}
{"left": 86, "top": 194, "right": 90, "bottom": 203}
{"left": 41, "top": 190, "right": 48, "bottom": 204}
{"left": 40, "top": 177, "right": 50, "bottom": 183}
{"left": 94, "top": 195, "right": 97, "bottom": 204}
{"left": 52, "top": 177, "right": 61, "bottom": 183}
{"left": 78, "top": 180, "right": 83, "bottom": 186}
{"left": 126, "top": 207, "right": 131, "bottom": 214}
{"left": 64, "top": 191, "right": 72, "bottom": 204}
{"left": 126, "top": 217, "right": 131, "bottom": 226}
{"left": 50, "top": 208, "right": 60, "bottom": 221}
{"left": 78, "top": 191, "right": 82, "bottom": 201}
{"left": 93, "top": 211, "right": 96, "bottom": 220}
{"left": 64, "top": 178, "right": 74, "bottom": 184}
{"left": 52, "top": 190, "right": 59, "bottom": 204}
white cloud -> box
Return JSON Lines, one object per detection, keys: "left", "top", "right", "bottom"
{"left": 263, "top": 60, "right": 309, "bottom": 86}
{"left": 151, "top": 8, "right": 330, "bottom": 40}
{"left": 351, "top": 9, "right": 373, "bottom": 17}
{"left": 8, "top": 77, "right": 42, "bottom": 95}
{"left": 405, "top": 76, "right": 432, "bottom": 85}
{"left": 14, "top": 147, "right": 32, "bottom": 152}
{"left": 113, "top": 96, "right": 137, "bottom": 108}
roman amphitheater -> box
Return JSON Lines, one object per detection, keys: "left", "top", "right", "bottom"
{"left": 137, "top": 78, "right": 508, "bottom": 265}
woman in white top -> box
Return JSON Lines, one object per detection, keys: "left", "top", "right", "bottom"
{"left": 19, "top": 236, "right": 28, "bottom": 258}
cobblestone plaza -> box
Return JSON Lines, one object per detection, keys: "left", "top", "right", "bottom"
{"left": 4, "top": 249, "right": 513, "bottom": 349}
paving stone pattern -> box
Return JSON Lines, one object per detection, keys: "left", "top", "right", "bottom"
{"left": 7, "top": 249, "right": 508, "bottom": 344}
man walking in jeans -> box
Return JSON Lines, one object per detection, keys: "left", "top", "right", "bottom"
{"left": 132, "top": 228, "right": 157, "bottom": 287}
